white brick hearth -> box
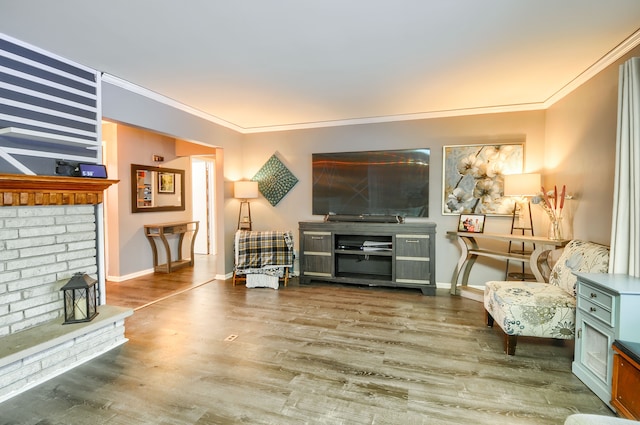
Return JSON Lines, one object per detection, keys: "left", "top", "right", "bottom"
{"left": 0, "top": 205, "right": 98, "bottom": 336}
{"left": 0, "top": 204, "right": 132, "bottom": 402}
{"left": 0, "top": 304, "right": 131, "bottom": 403}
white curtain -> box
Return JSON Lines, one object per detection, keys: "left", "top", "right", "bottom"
{"left": 609, "top": 57, "right": 640, "bottom": 276}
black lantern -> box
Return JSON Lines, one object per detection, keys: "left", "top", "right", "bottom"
{"left": 60, "top": 272, "right": 99, "bottom": 324}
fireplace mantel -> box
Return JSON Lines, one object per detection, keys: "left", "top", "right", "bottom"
{"left": 0, "top": 174, "right": 118, "bottom": 206}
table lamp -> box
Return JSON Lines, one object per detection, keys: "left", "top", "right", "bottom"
{"left": 234, "top": 181, "right": 259, "bottom": 230}
{"left": 504, "top": 173, "right": 541, "bottom": 233}
{"left": 503, "top": 173, "right": 541, "bottom": 280}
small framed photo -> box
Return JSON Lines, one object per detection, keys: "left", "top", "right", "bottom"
{"left": 158, "top": 172, "right": 175, "bottom": 194}
{"left": 458, "top": 214, "right": 486, "bottom": 233}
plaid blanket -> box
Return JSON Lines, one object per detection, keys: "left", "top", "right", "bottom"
{"left": 235, "top": 230, "right": 294, "bottom": 271}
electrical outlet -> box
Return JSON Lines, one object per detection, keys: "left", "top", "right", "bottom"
{"left": 152, "top": 154, "right": 164, "bottom": 162}
{"left": 224, "top": 334, "right": 238, "bottom": 342}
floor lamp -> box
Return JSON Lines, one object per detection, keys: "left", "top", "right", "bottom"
{"left": 234, "top": 181, "right": 259, "bottom": 230}
{"left": 503, "top": 173, "right": 541, "bottom": 280}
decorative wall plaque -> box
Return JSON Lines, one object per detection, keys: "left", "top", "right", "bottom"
{"left": 252, "top": 154, "right": 298, "bottom": 206}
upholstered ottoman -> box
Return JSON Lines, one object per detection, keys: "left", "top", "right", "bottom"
{"left": 484, "top": 240, "right": 610, "bottom": 355}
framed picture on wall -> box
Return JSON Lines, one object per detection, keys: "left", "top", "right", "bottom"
{"left": 458, "top": 214, "right": 486, "bottom": 233}
{"left": 158, "top": 172, "right": 175, "bottom": 194}
{"left": 442, "top": 142, "right": 524, "bottom": 215}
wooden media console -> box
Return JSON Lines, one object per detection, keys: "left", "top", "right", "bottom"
{"left": 299, "top": 221, "right": 436, "bottom": 295}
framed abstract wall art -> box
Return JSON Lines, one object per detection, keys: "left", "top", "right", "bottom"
{"left": 442, "top": 143, "right": 524, "bottom": 215}
{"left": 252, "top": 154, "right": 298, "bottom": 206}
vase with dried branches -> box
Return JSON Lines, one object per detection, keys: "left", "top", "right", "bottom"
{"left": 532, "top": 185, "right": 570, "bottom": 240}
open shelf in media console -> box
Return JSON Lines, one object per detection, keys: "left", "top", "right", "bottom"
{"left": 335, "top": 249, "right": 392, "bottom": 256}
{"left": 335, "top": 235, "right": 392, "bottom": 251}
{"left": 335, "top": 272, "right": 392, "bottom": 281}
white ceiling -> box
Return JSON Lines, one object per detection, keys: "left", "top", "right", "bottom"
{"left": 2, "top": 1, "right": 640, "bottom": 132}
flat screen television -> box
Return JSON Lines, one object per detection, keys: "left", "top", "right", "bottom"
{"left": 312, "top": 148, "right": 430, "bottom": 218}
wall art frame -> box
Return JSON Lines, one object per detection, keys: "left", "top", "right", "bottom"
{"left": 252, "top": 153, "right": 298, "bottom": 206}
{"left": 457, "top": 213, "right": 486, "bottom": 233}
{"left": 442, "top": 143, "right": 524, "bottom": 215}
{"left": 158, "top": 172, "right": 175, "bottom": 194}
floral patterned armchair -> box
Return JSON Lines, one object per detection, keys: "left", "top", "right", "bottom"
{"left": 484, "top": 240, "right": 610, "bottom": 355}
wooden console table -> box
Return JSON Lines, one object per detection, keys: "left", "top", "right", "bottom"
{"left": 144, "top": 221, "right": 199, "bottom": 273}
{"left": 447, "top": 231, "right": 569, "bottom": 295}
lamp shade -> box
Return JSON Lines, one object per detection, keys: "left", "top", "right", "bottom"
{"left": 234, "top": 181, "right": 259, "bottom": 199}
{"left": 503, "top": 173, "right": 541, "bottom": 197}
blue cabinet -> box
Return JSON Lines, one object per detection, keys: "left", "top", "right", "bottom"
{"left": 572, "top": 273, "right": 640, "bottom": 408}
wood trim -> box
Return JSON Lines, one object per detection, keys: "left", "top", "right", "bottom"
{"left": 0, "top": 174, "right": 118, "bottom": 206}
{"left": 612, "top": 344, "right": 640, "bottom": 420}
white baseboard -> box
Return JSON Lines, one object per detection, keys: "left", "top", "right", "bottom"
{"left": 107, "top": 268, "right": 154, "bottom": 282}
{"left": 460, "top": 286, "right": 484, "bottom": 302}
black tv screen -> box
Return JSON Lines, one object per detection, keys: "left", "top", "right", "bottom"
{"left": 312, "top": 148, "right": 430, "bottom": 217}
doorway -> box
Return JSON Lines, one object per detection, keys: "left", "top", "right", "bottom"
{"left": 192, "top": 157, "right": 216, "bottom": 255}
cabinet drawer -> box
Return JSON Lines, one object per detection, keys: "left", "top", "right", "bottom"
{"left": 578, "top": 283, "right": 614, "bottom": 310}
{"left": 395, "top": 234, "right": 430, "bottom": 258}
{"left": 578, "top": 297, "right": 613, "bottom": 327}
{"left": 302, "top": 254, "right": 332, "bottom": 277}
{"left": 396, "top": 259, "right": 430, "bottom": 283}
{"left": 165, "top": 224, "right": 187, "bottom": 234}
{"left": 303, "top": 231, "right": 332, "bottom": 253}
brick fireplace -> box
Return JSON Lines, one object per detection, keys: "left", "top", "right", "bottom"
{"left": 0, "top": 204, "right": 98, "bottom": 335}
{"left": 0, "top": 174, "right": 132, "bottom": 403}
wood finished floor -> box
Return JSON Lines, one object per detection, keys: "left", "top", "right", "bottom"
{"left": 0, "top": 256, "right": 614, "bottom": 424}
{"left": 104, "top": 255, "right": 221, "bottom": 311}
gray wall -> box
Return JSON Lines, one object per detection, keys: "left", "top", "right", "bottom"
{"left": 99, "top": 45, "right": 640, "bottom": 286}
{"left": 240, "top": 46, "right": 640, "bottom": 286}
{"left": 543, "top": 46, "right": 640, "bottom": 246}
{"left": 241, "top": 112, "right": 546, "bottom": 286}
{"left": 103, "top": 123, "right": 192, "bottom": 277}
{"left": 101, "top": 80, "right": 244, "bottom": 279}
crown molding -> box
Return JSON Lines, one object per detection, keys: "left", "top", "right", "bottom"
{"left": 100, "top": 74, "right": 245, "bottom": 133}
{"left": 240, "top": 103, "right": 549, "bottom": 134}
{"left": 543, "top": 27, "right": 640, "bottom": 108}
{"left": 102, "top": 28, "right": 640, "bottom": 135}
